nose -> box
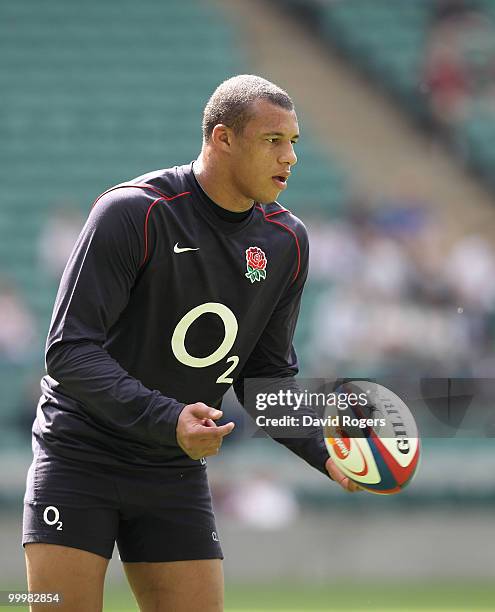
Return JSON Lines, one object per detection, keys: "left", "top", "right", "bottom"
{"left": 279, "top": 142, "right": 297, "bottom": 167}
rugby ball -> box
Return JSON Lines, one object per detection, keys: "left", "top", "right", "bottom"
{"left": 323, "top": 381, "right": 420, "bottom": 494}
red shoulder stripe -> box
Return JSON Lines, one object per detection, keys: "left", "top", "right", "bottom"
{"left": 141, "top": 197, "right": 164, "bottom": 266}
{"left": 90, "top": 183, "right": 191, "bottom": 266}
{"left": 91, "top": 183, "right": 190, "bottom": 209}
{"left": 265, "top": 209, "right": 289, "bottom": 218}
{"left": 141, "top": 190, "right": 191, "bottom": 266}
{"left": 256, "top": 205, "right": 301, "bottom": 283}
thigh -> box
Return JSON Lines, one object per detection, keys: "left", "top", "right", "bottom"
{"left": 124, "top": 558, "right": 223, "bottom": 612}
{"left": 25, "top": 543, "right": 109, "bottom": 612}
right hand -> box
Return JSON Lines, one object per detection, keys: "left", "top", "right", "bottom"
{"left": 176, "top": 402, "right": 235, "bottom": 460}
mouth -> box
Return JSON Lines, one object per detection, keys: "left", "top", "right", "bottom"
{"left": 272, "top": 175, "right": 288, "bottom": 190}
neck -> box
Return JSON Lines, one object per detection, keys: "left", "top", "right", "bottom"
{"left": 194, "top": 150, "right": 254, "bottom": 213}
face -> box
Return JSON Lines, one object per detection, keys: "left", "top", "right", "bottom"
{"left": 227, "top": 99, "right": 299, "bottom": 205}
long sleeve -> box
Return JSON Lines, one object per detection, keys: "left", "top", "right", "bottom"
{"left": 233, "top": 222, "right": 330, "bottom": 476}
{"left": 45, "top": 188, "right": 184, "bottom": 446}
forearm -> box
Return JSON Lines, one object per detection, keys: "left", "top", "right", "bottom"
{"left": 236, "top": 376, "right": 331, "bottom": 476}
{"left": 46, "top": 340, "right": 184, "bottom": 445}
{"left": 272, "top": 432, "right": 330, "bottom": 476}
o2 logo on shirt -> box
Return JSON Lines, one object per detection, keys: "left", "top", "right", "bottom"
{"left": 171, "top": 302, "right": 239, "bottom": 384}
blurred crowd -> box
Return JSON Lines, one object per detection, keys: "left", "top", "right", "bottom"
{"left": 0, "top": 206, "right": 83, "bottom": 368}
{"left": 305, "top": 183, "right": 495, "bottom": 379}
{"left": 423, "top": 0, "right": 495, "bottom": 132}
{"left": 0, "top": 205, "right": 84, "bottom": 438}
{"left": 0, "top": 279, "right": 37, "bottom": 366}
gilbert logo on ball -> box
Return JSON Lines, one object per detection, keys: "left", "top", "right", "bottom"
{"left": 324, "top": 381, "right": 420, "bottom": 495}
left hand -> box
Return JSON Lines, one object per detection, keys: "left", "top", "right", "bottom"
{"left": 325, "top": 457, "right": 362, "bottom": 493}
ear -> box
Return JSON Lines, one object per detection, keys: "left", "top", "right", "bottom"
{"left": 211, "top": 124, "right": 232, "bottom": 152}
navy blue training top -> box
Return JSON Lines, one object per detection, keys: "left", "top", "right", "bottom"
{"left": 33, "top": 162, "right": 330, "bottom": 473}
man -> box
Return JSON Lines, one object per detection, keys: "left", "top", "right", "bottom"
{"left": 23, "top": 75, "right": 359, "bottom": 612}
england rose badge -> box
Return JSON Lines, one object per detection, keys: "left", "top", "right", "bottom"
{"left": 245, "top": 246, "right": 267, "bottom": 283}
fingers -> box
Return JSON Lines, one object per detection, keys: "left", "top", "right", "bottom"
{"left": 338, "top": 477, "right": 362, "bottom": 493}
{"left": 325, "top": 457, "right": 363, "bottom": 494}
{"left": 195, "top": 421, "right": 235, "bottom": 441}
{"left": 214, "top": 421, "right": 235, "bottom": 437}
{"left": 176, "top": 403, "right": 235, "bottom": 460}
{"left": 192, "top": 429, "right": 229, "bottom": 459}
{"left": 193, "top": 422, "right": 235, "bottom": 458}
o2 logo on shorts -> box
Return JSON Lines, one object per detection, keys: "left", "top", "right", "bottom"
{"left": 43, "top": 506, "right": 63, "bottom": 531}
{"left": 171, "top": 302, "right": 239, "bottom": 385}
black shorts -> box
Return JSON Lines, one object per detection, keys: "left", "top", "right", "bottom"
{"left": 22, "top": 450, "right": 223, "bottom": 562}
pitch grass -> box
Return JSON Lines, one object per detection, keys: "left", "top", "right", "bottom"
{"left": 101, "top": 581, "right": 495, "bottom": 611}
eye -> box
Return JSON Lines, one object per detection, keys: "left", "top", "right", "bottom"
{"left": 267, "top": 137, "right": 279, "bottom": 143}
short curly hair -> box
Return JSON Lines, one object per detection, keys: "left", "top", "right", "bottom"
{"left": 202, "top": 74, "right": 294, "bottom": 142}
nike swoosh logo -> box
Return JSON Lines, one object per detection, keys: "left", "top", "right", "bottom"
{"left": 174, "top": 243, "right": 200, "bottom": 253}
